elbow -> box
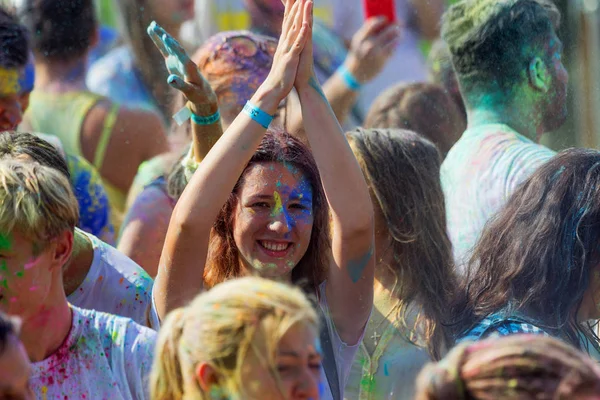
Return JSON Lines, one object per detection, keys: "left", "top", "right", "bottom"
{"left": 337, "top": 208, "right": 375, "bottom": 244}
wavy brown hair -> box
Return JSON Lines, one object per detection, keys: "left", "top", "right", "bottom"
{"left": 451, "top": 149, "right": 600, "bottom": 351}
{"left": 347, "top": 128, "right": 455, "bottom": 360}
{"left": 415, "top": 334, "right": 600, "bottom": 400}
{"left": 203, "top": 129, "right": 329, "bottom": 295}
{"left": 115, "top": 0, "right": 172, "bottom": 120}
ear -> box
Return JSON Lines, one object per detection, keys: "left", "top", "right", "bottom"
{"left": 527, "top": 56, "right": 551, "bottom": 92}
{"left": 48, "top": 230, "right": 74, "bottom": 272}
{"left": 195, "top": 362, "right": 221, "bottom": 392}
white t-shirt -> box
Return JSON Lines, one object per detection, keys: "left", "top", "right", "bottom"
{"left": 441, "top": 124, "right": 556, "bottom": 271}
{"left": 67, "top": 230, "right": 155, "bottom": 328}
{"left": 318, "top": 282, "right": 363, "bottom": 400}
{"left": 30, "top": 306, "right": 156, "bottom": 400}
{"left": 330, "top": 0, "right": 428, "bottom": 116}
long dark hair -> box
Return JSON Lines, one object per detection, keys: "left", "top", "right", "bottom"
{"left": 452, "top": 149, "right": 600, "bottom": 351}
{"left": 203, "top": 129, "right": 330, "bottom": 295}
{"left": 115, "top": 0, "right": 172, "bottom": 120}
{"left": 347, "top": 128, "right": 455, "bottom": 360}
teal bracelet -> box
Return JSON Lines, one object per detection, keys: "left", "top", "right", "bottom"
{"left": 191, "top": 109, "right": 221, "bottom": 125}
{"left": 243, "top": 101, "right": 274, "bottom": 129}
{"left": 337, "top": 65, "right": 362, "bottom": 91}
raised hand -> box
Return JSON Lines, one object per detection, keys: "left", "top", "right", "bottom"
{"left": 147, "top": 21, "right": 217, "bottom": 112}
{"left": 293, "top": 0, "right": 316, "bottom": 91}
{"left": 345, "top": 17, "right": 401, "bottom": 84}
{"left": 261, "top": 0, "right": 312, "bottom": 103}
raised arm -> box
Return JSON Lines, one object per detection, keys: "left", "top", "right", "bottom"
{"left": 150, "top": 1, "right": 312, "bottom": 321}
{"left": 286, "top": 17, "right": 399, "bottom": 135}
{"left": 294, "top": 10, "right": 375, "bottom": 344}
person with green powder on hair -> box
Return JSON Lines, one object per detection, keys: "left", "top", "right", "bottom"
{"left": 440, "top": 0, "right": 568, "bottom": 271}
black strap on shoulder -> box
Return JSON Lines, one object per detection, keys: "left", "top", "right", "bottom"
{"left": 319, "top": 308, "right": 341, "bottom": 400}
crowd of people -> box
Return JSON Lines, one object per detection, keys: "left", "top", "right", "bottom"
{"left": 0, "top": 0, "right": 599, "bottom": 399}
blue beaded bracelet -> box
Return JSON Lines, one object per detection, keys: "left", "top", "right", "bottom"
{"left": 337, "top": 64, "right": 362, "bottom": 91}
{"left": 191, "top": 109, "right": 221, "bottom": 125}
{"left": 243, "top": 101, "right": 274, "bottom": 129}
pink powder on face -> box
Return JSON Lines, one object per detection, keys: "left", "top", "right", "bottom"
{"left": 24, "top": 256, "right": 40, "bottom": 270}
{"left": 29, "top": 285, "right": 39, "bottom": 292}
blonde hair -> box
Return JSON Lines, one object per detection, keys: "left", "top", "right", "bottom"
{"left": 151, "top": 277, "right": 320, "bottom": 400}
{"left": 0, "top": 160, "right": 78, "bottom": 247}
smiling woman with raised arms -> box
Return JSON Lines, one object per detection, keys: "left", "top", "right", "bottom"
{"left": 148, "top": 0, "right": 375, "bottom": 398}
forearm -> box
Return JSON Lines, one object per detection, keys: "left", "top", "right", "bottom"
{"left": 298, "top": 78, "right": 373, "bottom": 230}
{"left": 321, "top": 69, "right": 359, "bottom": 125}
{"left": 189, "top": 102, "right": 223, "bottom": 162}
{"left": 285, "top": 71, "right": 358, "bottom": 137}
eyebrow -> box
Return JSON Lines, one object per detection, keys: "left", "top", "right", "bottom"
{"left": 249, "top": 194, "right": 274, "bottom": 200}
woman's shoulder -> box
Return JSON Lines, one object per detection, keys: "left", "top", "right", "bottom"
{"left": 458, "top": 313, "right": 550, "bottom": 344}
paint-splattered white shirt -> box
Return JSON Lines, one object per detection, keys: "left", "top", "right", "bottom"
{"left": 67, "top": 230, "right": 155, "bottom": 328}
{"left": 30, "top": 306, "right": 156, "bottom": 400}
{"left": 441, "top": 124, "right": 556, "bottom": 271}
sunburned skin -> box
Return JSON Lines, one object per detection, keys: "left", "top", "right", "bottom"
{"left": 233, "top": 162, "right": 314, "bottom": 279}
{"left": 239, "top": 322, "right": 322, "bottom": 399}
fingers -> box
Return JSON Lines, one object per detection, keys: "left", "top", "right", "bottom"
{"left": 281, "top": 0, "right": 301, "bottom": 40}
{"left": 167, "top": 74, "right": 196, "bottom": 98}
{"left": 147, "top": 22, "right": 170, "bottom": 58}
{"left": 356, "top": 16, "right": 389, "bottom": 42}
{"left": 163, "top": 34, "right": 190, "bottom": 61}
{"left": 293, "top": 1, "right": 312, "bottom": 51}
{"left": 374, "top": 24, "right": 401, "bottom": 52}
{"left": 293, "top": 2, "right": 312, "bottom": 51}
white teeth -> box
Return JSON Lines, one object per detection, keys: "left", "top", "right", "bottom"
{"left": 260, "top": 241, "right": 289, "bottom": 252}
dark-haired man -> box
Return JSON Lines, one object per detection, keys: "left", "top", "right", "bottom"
{"left": 0, "top": 6, "right": 29, "bottom": 131}
{"left": 441, "top": 0, "right": 568, "bottom": 270}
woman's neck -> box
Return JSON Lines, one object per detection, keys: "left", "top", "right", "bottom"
{"left": 34, "top": 59, "right": 88, "bottom": 92}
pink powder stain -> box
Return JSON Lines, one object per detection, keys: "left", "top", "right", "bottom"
{"left": 9, "top": 297, "right": 17, "bottom": 303}
{"left": 23, "top": 256, "right": 40, "bottom": 270}
{"left": 29, "top": 285, "right": 39, "bottom": 291}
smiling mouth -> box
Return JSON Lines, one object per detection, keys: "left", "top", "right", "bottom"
{"left": 258, "top": 240, "right": 292, "bottom": 258}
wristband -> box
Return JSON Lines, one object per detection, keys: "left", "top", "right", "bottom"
{"left": 191, "top": 109, "right": 221, "bottom": 125}
{"left": 337, "top": 64, "right": 362, "bottom": 91}
{"left": 172, "top": 106, "right": 221, "bottom": 126}
{"left": 243, "top": 101, "right": 274, "bottom": 129}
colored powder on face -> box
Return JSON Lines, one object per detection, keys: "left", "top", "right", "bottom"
{"left": 15, "top": 271, "right": 23, "bottom": 278}
{"left": 0, "top": 67, "right": 20, "bottom": 96}
{"left": 0, "top": 233, "right": 12, "bottom": 252}
{"left": 0, "top": 279, "right": 7, "bottom": 289}
{"left": 18, "top": 59, "right": 35, "bottom": 94}
{"left": 23, "top": 257, "right": 38, "bottom": 270}
{"left": 271, "top": 191, "right": 284, "bottom": 217}
{"left": 0, "top": 260, "right": 6, "bottom": 272}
